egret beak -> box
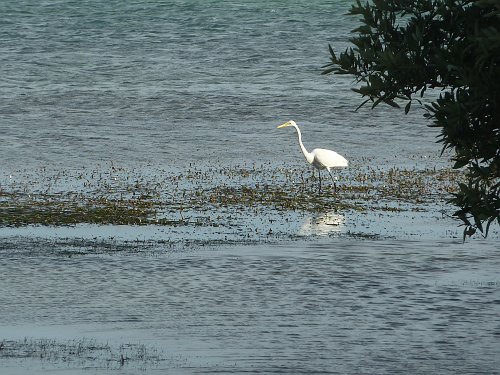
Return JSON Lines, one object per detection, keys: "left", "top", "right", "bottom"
{"left": 277, "top": 121, "right": 291, "bottom": 129}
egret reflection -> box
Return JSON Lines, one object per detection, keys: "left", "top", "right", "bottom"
{"left": 298, "top": 212, "right": 345, "bottom": 236}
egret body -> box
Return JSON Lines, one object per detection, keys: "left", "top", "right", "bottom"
{"left": 277, "top": 120, "right": 348, "bottom": 192}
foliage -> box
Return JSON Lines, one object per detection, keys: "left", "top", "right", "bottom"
{"left": 323, "top": 0, "right": 500, "bottom": 238}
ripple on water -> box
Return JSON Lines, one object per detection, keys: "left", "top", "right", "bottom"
{"left": 1, "top": 239, "right": 499, "bottom": 373}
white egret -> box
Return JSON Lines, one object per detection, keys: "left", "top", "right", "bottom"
{"left": 277, "top": 120, "right": 348, "bottom": 192}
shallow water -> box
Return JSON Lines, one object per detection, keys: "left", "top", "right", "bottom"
{"left": 1, "top": 239, "right": 500, "bottom": 374}
{"left": 1, "top": 1, "right": 499, "bottom": 373}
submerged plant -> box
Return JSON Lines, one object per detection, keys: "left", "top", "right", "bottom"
{"left": 0, "top": 337, "right": 179, "bottom": 369}
{"left": 0, "top": 165, "right": 461, "bottom": 230}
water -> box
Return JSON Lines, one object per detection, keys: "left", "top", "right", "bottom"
{"left": 1, "top": 1, "right": 499, "bottom": 374}
{"left": 1, "top": 240, "right": 499, "bottom": 374}
{"left": 2, "top": 0, "right": 438, "bottom": 169}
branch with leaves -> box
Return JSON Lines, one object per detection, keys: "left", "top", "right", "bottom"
{"left": 323, "top": 0, "right": 500, "bottom": 238}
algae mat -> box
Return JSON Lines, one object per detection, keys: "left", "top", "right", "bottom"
{"left": 0, "top": 162, "right": 469, "bottom": 249}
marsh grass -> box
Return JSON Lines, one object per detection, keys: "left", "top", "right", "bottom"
{"left": 0, "top": 196, "right": 156, "bottom": 226}
{"left": 0, "top": 337, "right": 181, "bottom": 369}
{"left": 0, "top": 164, "right": 462, "bottom": 227}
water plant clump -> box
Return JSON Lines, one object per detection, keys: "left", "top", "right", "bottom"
{"left": 0, "top": 337, "right": 182, "bottom": 370}
{"left": 0, "top": 164, "right": 463, "bottom": 228}
{"left": 0, "top": 194, "right": 158, "bottom": 226}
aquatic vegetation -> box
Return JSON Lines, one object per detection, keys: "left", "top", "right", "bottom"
{"left": 0, "top": 337, "right": 181, "bottom": 369}
{"left": 0, "top": 164, "right": 462, "bottom": 230}
{"left": 0, "top": 196, "right": 156, "bottom": 226}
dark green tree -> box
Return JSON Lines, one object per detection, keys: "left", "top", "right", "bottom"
{"left": 323, "top": 0, "right": 500, "bottom": 238}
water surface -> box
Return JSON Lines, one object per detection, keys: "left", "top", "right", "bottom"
{"left": 1, "top": 0, "right": 441, "bottom": 170}
{"left": 1, "top": 239, "right": 499, "bottom": 374}
{"left": 1, "top": 1, "right": 499, "bottom": 374}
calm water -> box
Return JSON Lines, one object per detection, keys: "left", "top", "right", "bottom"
{"left": 1, "top": 0, "right": 440, "bottom": 170}
{"left": 1, "top": 1, "right": 499, "bottom": 374}
{"left": 1, "top": 239, "right": 500, "bottom": 374}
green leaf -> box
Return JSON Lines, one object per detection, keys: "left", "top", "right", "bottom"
{"left": 404, "top": 101, "right": 411, "bottom": 114}
{"left": 372, "top": 97, "right": 384, "bottom": 109}
{"left": 321, "top": 67, "right": 337, "bottom": 75}
{"left": 453, "top": 159, "right": 469, "bottom": 169}
{"left": 383, "top": 99, "right": 400, "bottom": 108}
{"left": 474, "top": 215, "right": 484, "bottom": 233}
{"left": 325, "top": 0, "right": 500, "bottom": 237}
{"left": 355, "top": 98, "right": 371, "bottom": 111}
{"left": 328, "top": 44, "right": 336, "bottom": 59}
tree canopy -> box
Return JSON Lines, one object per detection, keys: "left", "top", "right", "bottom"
{"left": 323, "top": 0, "right": 500, "bottom": 238}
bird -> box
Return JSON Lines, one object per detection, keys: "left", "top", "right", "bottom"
{"left": 277, "top": 120, "right": 348, "bottom": 192}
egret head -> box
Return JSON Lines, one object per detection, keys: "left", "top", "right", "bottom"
{"left": 277, "top": 120, "right": 297, "bottom": 129}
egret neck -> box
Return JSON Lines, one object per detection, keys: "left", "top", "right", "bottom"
{"left": 291, "top": 123, "right": 314, "bottom": 164}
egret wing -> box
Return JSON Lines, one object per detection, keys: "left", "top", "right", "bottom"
{"left": 312, "top": 148, "right": 348, "bottom": 168}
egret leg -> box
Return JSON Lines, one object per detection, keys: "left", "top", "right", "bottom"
{"left": 318, "top": 169, "right": 322, "bottom": 193}
{"left": 327, "top": 169, "right": 337, "bottom": 193}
